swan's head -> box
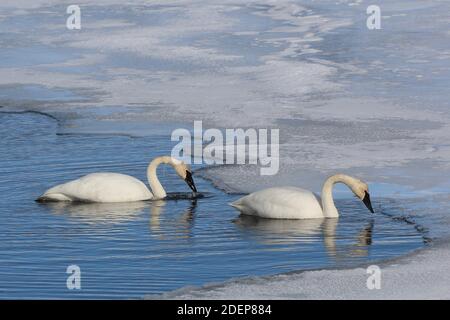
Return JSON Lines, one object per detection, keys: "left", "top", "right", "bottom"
{"left": 350, "top": 179, "right": 374, "bottom": 213}
{"left": 172, "top": 159, "right": 197, "bottom": 193}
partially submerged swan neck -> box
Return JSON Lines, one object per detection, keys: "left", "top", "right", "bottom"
{"left": 321, "top": 174, "right": 364, "bottom": 218}
{"left": 146, "top": 156, "right": 176, "bottom": 199}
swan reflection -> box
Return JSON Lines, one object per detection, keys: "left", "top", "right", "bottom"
{"left": 149, "top": 199, "right": 197, "bottom": 240}
{"left": 234, "top": 215, "right": 324, "bottom": 238}
{"left": 234, "top": 215, "right": 374, "bottom": 258}
{"left": 43, "top": 198, "right": 198, "bottom": 239}
{"left": 44, "top": 201, "right": 147, "bottom": 224}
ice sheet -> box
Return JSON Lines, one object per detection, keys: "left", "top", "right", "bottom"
{"left": 156, "top": 239, "right": 450, "bottom": 300}
{"left": 2, "top": 0, "right": 450, "bottom": 299}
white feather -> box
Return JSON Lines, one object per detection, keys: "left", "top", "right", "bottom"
{"left": 37, "top": 156, "right": 191, "bottom": 203}
{"left": 230, "top": 174, "right": 372, "bottom": 219}
{"left": 40, "top": 173, "right": 152, "bottom": 203}
{"left": 231, "top": 187, "right": 323, "bottom": 219}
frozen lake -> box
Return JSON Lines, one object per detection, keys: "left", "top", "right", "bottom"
{"left": 1, "top": 0, "right": 450, "bottom": 299}
{"left": 0, "top": 111, "right": 427, "bottom": 298}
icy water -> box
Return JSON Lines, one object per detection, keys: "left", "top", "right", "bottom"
{"left": 0, "top": 111, "right": 427, "bottom": 299}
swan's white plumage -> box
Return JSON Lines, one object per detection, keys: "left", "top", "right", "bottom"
{"left": 37, "top": 156, "right": 195, "bottom": 203}
{"left": 231, "top": 187, "right": 324, "bottom": 219}
{"left": 41, "top": 173, "right": 153, "bottom": 203}
{"left": 230, "top": 174, "right": 373, "bottom": 219}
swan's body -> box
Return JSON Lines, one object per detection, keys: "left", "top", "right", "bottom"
{"left": 230, "top": 174, "right": 374, "bottom": 219}
{"left": 37, "top": 156, "right": 197, "bottom": 203}
{"left": 39, "top": 173, "right": 153, "bottom": 203}
{"left": 231, "top": 187, "right": 324, "bottom": 219}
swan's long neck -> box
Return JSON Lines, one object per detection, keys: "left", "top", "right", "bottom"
{"left": 147, "top": 156, "right": 174, "bottom": 199}
{"left": 321, "top": 174, "right": 356, "bottom": 218}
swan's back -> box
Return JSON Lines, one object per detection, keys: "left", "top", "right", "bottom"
{"left": 39, "top": 173, "right": 153, "bottom": 203}
{"left": 230, "top": 187, "right": 324, "bottom": 219}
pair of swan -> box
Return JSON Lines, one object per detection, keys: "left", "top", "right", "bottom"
{"left": 37, "top": 155, "right": 374, "bottom": 219}
{"left": 36, "top": 156, "right": 197, "bottom": 203}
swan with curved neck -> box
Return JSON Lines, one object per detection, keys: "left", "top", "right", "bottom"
{"left": 230, "top": 174, "right": 374, "bottom": 219}
{"left": 36, "top": 156, "right": 197, "bottom": 203}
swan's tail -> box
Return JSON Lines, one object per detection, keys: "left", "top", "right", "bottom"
{"left": 36, "top": 196, "right": 55, "bottom": 203}
{"left": 229, "top": 199, "right": 244, "bottom": 211}
{"left": 229, "top": 202, "right": 238, "bottom": 208}
{"left": 35, "top": 193, "right": 72, "bottom": 202}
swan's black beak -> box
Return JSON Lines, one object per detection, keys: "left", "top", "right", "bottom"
{"left": 185, "top": 171, "right": 197, "bottom": 193}
{"left": 362, "top": 191, "right": 374, "bottom": 213}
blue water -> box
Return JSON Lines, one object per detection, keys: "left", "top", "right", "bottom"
{"left": 0, "top": 111, "right": 426, "bottom": 299}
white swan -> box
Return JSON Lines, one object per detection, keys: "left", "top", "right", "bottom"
{"left": 36, "top": 156, "right": 197, "bottom": 203}
{"left": 230, "top": 174, "right": 374, "bottom": 219}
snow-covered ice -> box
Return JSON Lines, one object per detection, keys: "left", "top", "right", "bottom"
{"left": 1, "top": 0, "right": 450, "bottom": 299}
{"left": 157, "top": 239, "right": 450, "bottom": 300}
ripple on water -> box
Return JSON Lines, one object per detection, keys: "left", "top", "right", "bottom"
{"left": 0, "top": 112, "right": 427, "bottom": 299}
